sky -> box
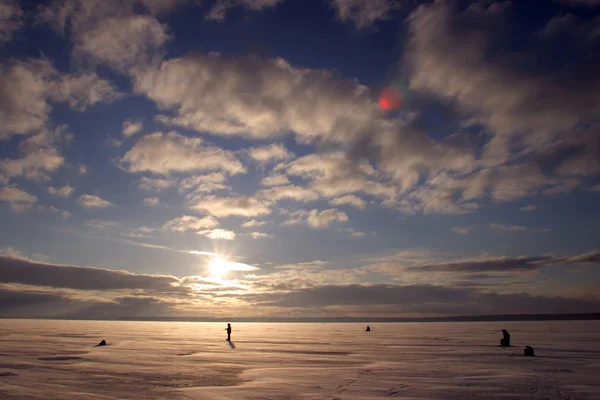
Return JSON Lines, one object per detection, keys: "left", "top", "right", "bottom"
{"left": 0, "top": 0, "right": 599, "bottom": 320}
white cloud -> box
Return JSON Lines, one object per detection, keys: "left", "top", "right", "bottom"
{"left": 79, "top": 165, "right": 88, "bottom": 175}
{"left": 74, "top": 14, "right": 169, "bottom": 71}
{"left": 191, "top": 195, "right": 271, "bottom": 217}
{"left": 143, "top": 197, "right": 160, "bottom": 207}
{"left": 0, "top": 0, "right": 23, "bottom": 44}
{"left": 452, "top": 226, "right": 477, "bottom": 235}
{"left": 139, "top": 176, "right": 176, "bottom": 191}
{"left": 132, "top": 52, "right": 378, "bottom": 143}
{"left": 405, "top": 0, "right": 599, "bottom": 168}
{"left": 241, "top": 219, "right": 268, "bottom": 228}
{"left": 520, "top": 205, "right": 537, "bottom": 212}
{"left": 250, "top": 231, "right": 273, "bottom": 239}
{"left": 307, "top": 208, "right": 348, "bottom": 228}
{"left": 329, "top": 194, "right": 366, "bottom": 209}
{"left": 180, "top": 173, "right": 229, "bottom": 194}
{"left": 257, "top": 185, "right": 320, "bottom": 203}
{"left": 0, "top": 148, "right": 64, "bottom": 181}
{"left": 248, "top": 143, "right": 294, "bottom": 164}
{"left": 122, "top": 119, "right": 143, "bottom": 137}
{"left": 0, "top": 59, "right": 54, "bottom": 139}
{"left": 284, "top": 208, "right": 348, "bottom": 228}
{"left": 489, "top": 223, "right": 527, "bottom": 233}
{"left": 47, "top": 73, "right": 120, "bottom": 111}
{"left": 260, "top": 174, "right": 290, "bottom": 187}
{"left": 78, "top": 194, "right": 114, "bottom": 208}
{"left": 0, "top": 186, "right": 37, "bottom": 204}
{"left": 37, "top": 0, "right": 174, "bottom": 72}
{"left": 86, "top": 219, "right": 117, "bottom": 229}
{"left": 49, "top": 184, "right": 74, "bottom": 198}
{"left": 206, "top": 0, "right": 283, "bottom": 20}
{"left": 163, "top": 215, "right": 219, "bottom": 232}
{"left": 121, "top": 132, "right": 245, "bottom": 175}
{"left": 329, "top": 0, "right": 401, "bottom": 29}
{"left": 197, "top": 228, "right": 236, "bottom": 240}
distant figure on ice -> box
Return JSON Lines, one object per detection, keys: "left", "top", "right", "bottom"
{"left": 524, "top": 346, "right": 535, "bottom": 356}
{"left": 500, "top": 329, "right": 511, "bottom": 347}
{"left": 365, "top": 326, "right": 371, "bottom": 332}
{"left": 225, "top": 323, "right": 232, "bottom": 341}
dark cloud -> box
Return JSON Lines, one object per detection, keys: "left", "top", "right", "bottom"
{"left": 0, "top": 287, "right": 178, "bottom": 318}
{"left": 407, "top": 256, "right": 550, "bottom": 273}
{"left": 0, "top": 256, "right": 183, "bottom": 292}
{"left": 245, "top": 283, "right": 600, "bottom": 315}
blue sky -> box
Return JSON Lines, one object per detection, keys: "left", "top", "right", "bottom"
{"left": 0, "top": 0, "right": 599, "bottom": 319}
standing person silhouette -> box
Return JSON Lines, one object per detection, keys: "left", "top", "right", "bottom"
{"left": 226, "top": 323, "right": 232, "bottom": 341}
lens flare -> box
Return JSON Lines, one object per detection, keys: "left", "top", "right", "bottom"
{"left": 379, "top": 87, "right": 403, "bottom": 110}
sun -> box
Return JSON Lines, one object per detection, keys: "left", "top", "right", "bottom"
{"left": 209, "top": 256, "right": 230, "bottom": 278}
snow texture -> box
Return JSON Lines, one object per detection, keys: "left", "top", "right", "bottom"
{"left": 0, "top": 320, "right": 599, "bottom": 399}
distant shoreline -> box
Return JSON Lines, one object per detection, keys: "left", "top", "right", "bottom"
{"left": 2, "top": 313, "right": 598, "bottom": 323}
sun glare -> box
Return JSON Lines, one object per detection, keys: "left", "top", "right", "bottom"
{"left": 209, "top": 256, "right": 230, "bottom": 278}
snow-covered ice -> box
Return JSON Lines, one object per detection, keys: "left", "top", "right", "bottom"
{"left": 1, "top": 320, "right": 598, "bottom": 399}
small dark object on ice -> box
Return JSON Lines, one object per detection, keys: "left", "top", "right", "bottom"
{"left": 97, "top": 339, "right": 107, "bottom": 347}
{"left": 524, "top": 346, "right": 535, "bottom": 356}
{"left": 365, "top": 326, "right": 371, "bottom": 332}
{"left": 500, "top": 329, "right": 511, "bottom": 347}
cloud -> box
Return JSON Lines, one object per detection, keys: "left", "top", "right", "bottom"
{"left": 260, "top": 174, "right": 290, "bottom": 187}
{"left": 250, "top": 232, "right": 273, "bottom": 239}
{"left": 592, "top": 184, "right": 600, "bottom": 192}
{"left": 0, "top": 255, "right": 182, "bottom": 292}
{"left": 143, "top": 197, "right": 160, "bottom": 207}
{"left": 329, "top": 0, "right": 401, "bottom": 29}
{"left": 36, "top": 0, "right": 185, "bottom": 72}
{"left": 121, "top": 132, "right": 245, "bottom": 175}
{"left": 0, "top": 59, "right": 54, "bottom": 139}
{"left": 284, "top": 208, "right": 349, "bottom": 228}
{"left": 489, "top": 223, "right": 528, "bottom": 233}
{"left": 139, "top": 176, "right": 176, "bottom": 191}
{"left": 0, "top": 0, "right": 23, "bottom": 44}
{"left": 405, "top": 0, "right": 600, "bottom": 168}
{"left": 284, "top": 152, "right": 397, "bottom": 199}
{"left": 179, "top": 173, "right": 229, "bottom": 194}
{"left": 276, "top": 260, "right": 330, "bottom": 270}
{"left": 257, "top": 185, "right": 320, "bottom": 203}
{"left": 86, "top": 219, "right": 117, "bottom": 229}
{"left": 163, "top": 215, "right": 219, "bottom": 232}
{"left": 520, "top": 205, "right": 537, "bottom": 212}
{"left": 132, "top": 52, "right": 378, "bottom": 142}
{"left": 247, "top": 283, "right": 600, "bottom": 315}
{"left": 191, "top": 195, "right": 271, "bottom": 217}
{"left": 47, "top": 72, "right": 120, "bottom": 111}
{"left": 329, "top": 194, "right": 366, "bottom": 209}
{"left": 241, "top": 219, "right": 268, "bottom": 228}
{"left": 452, "top": 226, "right": 477, "bottom": 235}
{"left": 75, "top": 14, "right": 168, "bottom": 71}
{"left": 78, "top": 194, "right": 114, "bottom": 208}
{"left": 248, "top": 143, "right": 294, "bottom": 164}
{"left": 0, "top": 186, "right": 37, "bottom": 213}
{"left": 122, "top": 119, "right": 143, "bottom": 137}
{"left": 206, "top": 0, "right": 283, "bottom": 21}
{"left": 0, "top": 147, "right": 64, "bottom": 181}
{"left": 49, "top": 184, "right": 74, "bottom": 198}
{"left": 197, "top": 228, "right": 236, "bottom": 240}
{"left": 556, "top": 0, "right": 600, "bottom": 6}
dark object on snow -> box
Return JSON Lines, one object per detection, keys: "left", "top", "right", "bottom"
{"left": 524, "top": 346, "right": 535, "bottom": 356}
{"left": 365, "top": 326, "right": 371, "bottom": 332}
{"left": 97, "top": 339, "right": 107, "bottom": 347}
{"left": 500, "top": 329, "right": 511, "bottom": 347}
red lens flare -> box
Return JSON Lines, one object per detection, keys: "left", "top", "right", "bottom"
{"left": 379, "top": 87, "right": 403, "bottom": 110}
